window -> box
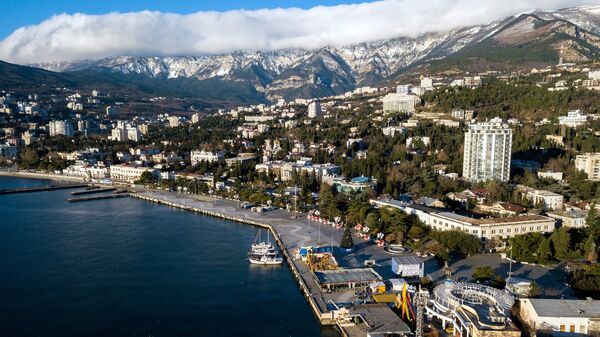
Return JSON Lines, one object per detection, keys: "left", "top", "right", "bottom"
{"left": 560, "top": 324, "right": 565, "bottom": 332}
{"left": 570, "top": 325, "right": 575, "bottom": 333}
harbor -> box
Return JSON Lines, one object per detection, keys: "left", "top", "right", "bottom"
{"left": 0, "top": 183, "right": 87, "bottom": 195}
{"left": 130, "top": 190, "right": 412, "bottom": 336}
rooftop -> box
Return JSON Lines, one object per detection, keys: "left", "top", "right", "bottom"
{"left": 348, "top": 303, "right": 412, "bottom": 334}
{"left": 392, "top": 255, "right": 423, "bottom": 265}
{"left": 526, "top": 298, "right": 600, "bottom": 318}
{"left": 315, "top": 268, "right": 382, "bottom": 286}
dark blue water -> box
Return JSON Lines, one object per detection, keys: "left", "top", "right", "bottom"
{"left": 0, "top": 177, "right": 337, "bottom": 337}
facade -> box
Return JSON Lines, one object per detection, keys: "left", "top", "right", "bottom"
{"left": 167, "top": 116, "right": 180, "bottom": 127}
{"left": 558, "top": 110, "right": 588, "bottom": 128}
{"left": 381, "top": 126, "right": 407, "bottom": 137}
{"left": 109, "top": 164, "right": 158, "bottom": 183}
{"left": 538, "top": 171, "right": 563, "bottom": 181}
{"left": 547, "top": 208, "right": 588, "bottom": 228}
{"left": 371, "top": 198, "right": 555, "bottom": 241}
{"left": 0, "top": 143, "right": 17, "bottom": 159}
{"left": 575, "top": 153, "right": 600, "bottom": 180}
{"left": 517, "top": 185, "right": 564, "bottom": 211}
{"left": 190, "top": 150, "right": 224, "bottom": 165}
{"left": 520, "top": 298, "right": 600, "bottom": 336}
{"left": 420, "top": 77, "right": 433, "bottom": 90}
{"left": 307, "top": 101, "right": 322, "bottom": 118}
{"left": 48, "top": 120, "right": 75, "bottom": 137}
{"left": 462, "top": 118, "right": 512, "bottom": 182}
{"left": 382, "top": 93, "right": 418, "bottom": 114}
{"left": 255, "top": 160, "right": 340, "bottom": 181}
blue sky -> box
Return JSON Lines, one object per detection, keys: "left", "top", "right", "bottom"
{"left": 0, "top": 0, "right": 374, "bottom": 38}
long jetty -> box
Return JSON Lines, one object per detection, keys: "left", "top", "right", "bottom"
{"left": 70, "top": 187, "right": 116, "bottom": 195}
{"left": 130, "top": 192, "right": 334, "bottom": 326}
{"left": 0, "top": 184, "right": 87, "bottom": 195}
{"left": 68, "top": 193, "right": 129, "bottom": 202}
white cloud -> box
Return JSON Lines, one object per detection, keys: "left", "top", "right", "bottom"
{"left": 0, "top": 0, "right": 595, "bottom": 64}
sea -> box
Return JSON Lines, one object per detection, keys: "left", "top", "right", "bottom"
{"left": 0, "top": 176, "right": 337, "bottom": 337}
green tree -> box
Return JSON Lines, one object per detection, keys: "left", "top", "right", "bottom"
{"left": 473, "top": 266, "right": 495, "bottom": 283}
{"left": 340, "top": 226, "right": 354, "bottom": 250}
{"left": 550, "top": 227, "right": 572, "bottom": 259}
{"left": 536, "top": 237, "right": 553, "bottom": 263}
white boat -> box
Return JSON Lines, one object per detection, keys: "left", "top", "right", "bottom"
{"left": 249, "top": 254, "right": 283, "bottom": 265}
{"left": 248, "top": 229, "right": 283, "bottom": 265}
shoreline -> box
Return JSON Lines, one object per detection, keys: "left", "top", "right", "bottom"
{"left": 0, "top": 170, "right": 86, "bottom": 183}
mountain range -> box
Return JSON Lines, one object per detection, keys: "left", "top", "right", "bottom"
{"left": 4, "top": 5, "right": 600, "bottom": 104}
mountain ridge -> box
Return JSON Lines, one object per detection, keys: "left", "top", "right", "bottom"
{"left": 9, "top": 5, "right": 600, "bottom": 102}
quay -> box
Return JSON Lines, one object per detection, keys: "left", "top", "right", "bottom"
{"left": 68, "top": 193, "right": 129, "bottom": 202}
{"left": 129, "top": 190, "right": 402, "bottom": 336}
{"left": 0, "top": 184, "right": 87, "bottom": 195}
{"left": 70, "top": 187, "right": 116, "bottom": 195}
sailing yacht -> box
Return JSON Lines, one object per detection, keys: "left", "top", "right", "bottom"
{"left": 248, "top": 229, "right": 283, "bottom": 265}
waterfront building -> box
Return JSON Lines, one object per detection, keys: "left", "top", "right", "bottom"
{"left": 462, "top": 118, "right": 512, "bottom": 182}
{"left": 575, "top": 153, "right": 600, "bottom": 180}
{"left": 429, "top": 281, "right": 521, "bottom": 336}
{"left": 382, "top": 93, "right": 418, "bottom": 114}
{"left": 520, "top": 298, "right": 600, "bottom": 336}
{"left": 331, "top": 176, "right": 376, "bottom": 193}
{"left": 558, "top": 109, "right": 588, "bottom": 128}
{"left": 371, "top": 198, "right": 555, "bottom": 241}
{"left": 110, "top": 164, "right": 159, "bottom": 183}
{"left": 48, "top": 120, "right": 75, "bottom": 137}
{"left": 307, "top": 101, "right": 322, "bottom": 118}
{"left": 190, "top": 150, "right": 224, "bottom": 165}
{"left": 0, "top": 143, "right": 17, "bottom": 159}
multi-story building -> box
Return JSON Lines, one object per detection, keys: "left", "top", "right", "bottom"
{"left": 126, "top": 126, "right": 141, "bottom": 142}
{"left": 575, "top": 153, "right": 600, "bottom": 180}
{"left": 0, "top": 143, "right": 17, "bottom": 159}
{"left": 462, "top": 118, "right": 512, "bottom": 182}
{"left": 109, "top": 164, "right": 158, "bottom": 183}
{"left": 382, "top": 93, "right": 418, "bottom": 114}
{"left": 105, "top": 105, "right": 119, "bottom": 117}
{"left": 190, "top": 150, "right": 224, "bottom": 165}
{"left": 307, "top": 101, "right": 322, "bottom": 118}
{"left": 517, "top": 185, "right": 564, "bottom": 211}
{"left": 191, "top": 113, "right": 200, "bottom": 124}
{"left": 420, "top": 77, "right": 433, "bottom": 91}
{"left": 48, "top": 120, "right": 74, "bottom": 137}
{"left": 371, "top": 198, "right": 555, "bottom": 242}
{"left": 255, "top": 160, "right": 340, "bottom": 181}
{"left": 381, "top": 126, "right": 407, "bottom": 137}
{"left": 558, "top": 109, "right": 588, "bottom": 128}
{"left": 589, "top": 70, "right": 600, "bottom": 80}
{"left": 168, "top": 116, "right": 180, "bottom": 127}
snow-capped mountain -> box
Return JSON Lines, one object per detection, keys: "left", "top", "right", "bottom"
{"left": 31, "top": 6, "right": 600, "bottom": 101}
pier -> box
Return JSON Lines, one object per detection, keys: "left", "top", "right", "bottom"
{"left": 70, "top": 187, "right": 116, "bottom": 195}
{"left": 68, "top": 193, "right": 130, "bottom": 202}
{"left": 0, "top": 184, "right": 87, "bottom": 195}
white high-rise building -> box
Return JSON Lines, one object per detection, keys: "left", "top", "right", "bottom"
{"left": 126, "top": 126, "right": 141, "bottom": 142}
{"left": 191, "top": 113, "right": 200, "bottom": 124}
{"left": 575, "top": 153, "right": 600, "bottom": 181}
{"left": 463, "top": 118, "right": 513, "bottom": 182}
{"left": 48, "top": 120, "right": 74, "bottom": 137}
{"left": 168, "top": 116, "right": 180, "bottom": 127}
{"left": 307, "top": 101, "right": 322, "bottom": 118}
{"left": 382, "top": 93, "right": 418, "bottom": 114}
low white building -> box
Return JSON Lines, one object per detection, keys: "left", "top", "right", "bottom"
{"left": 538, "top": 171, "right": 563, "bottom": 181}
{"left": 520, "top": 298, "right": 600, "bottom": 336}
{"left": 547, "top": 208, "right": 588, "bottom": 228}
{"left": 190, "top": 150, "right": 224, "bottom": 165}
{"left": 558, "top": 110, "right": 588, "bottom": 128}
{"left": 110, "top": 164, "right": 159, "bottom": 183}
{"left": 381, "top": 126, "right": 407, "bottom": 137}
{"left": 517, "top": 185, "right": 564, "bottom": 211}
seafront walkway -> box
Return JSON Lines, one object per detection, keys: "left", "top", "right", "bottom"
{"left": 131, "top": 190, "right": 395, "bottom": 323}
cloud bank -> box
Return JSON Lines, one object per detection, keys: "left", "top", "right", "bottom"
{"left": 0, "top": 0, "right": 595, "bottom": 64}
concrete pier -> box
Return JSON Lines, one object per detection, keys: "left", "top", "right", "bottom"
{"left": 70, "top": 187, "right": 116, "bottom": 195}
{"left": 0, "top": 184, "right": 87, "bottom": 195}
{"left": 68, "top": 193, "right": 129, "bottom": 202}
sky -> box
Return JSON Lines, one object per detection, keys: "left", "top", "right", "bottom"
{"left": 0, "top": 0, "right": 597, "bottom": 65}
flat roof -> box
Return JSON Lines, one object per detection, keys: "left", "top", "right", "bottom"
{"left": 392, "top": 255, "right": 423, "bottom": 265}
{"left": 315, "top": 268, "right": 382, "bottom": 286}
{"left": 526, "top": 298, "right": 600, "bottom": 318}
{"left": 349, "top": 303, "right": 411, "bottom": 334}
{"left": 436, "top": 212, "right": 553, "bottom": 226}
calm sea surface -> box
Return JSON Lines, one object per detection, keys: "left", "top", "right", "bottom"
{"left": 0, "top": 176, "right": 337, "bottom": 337}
